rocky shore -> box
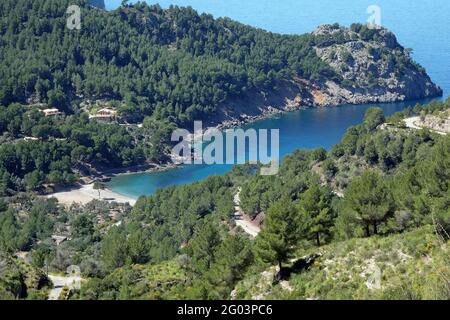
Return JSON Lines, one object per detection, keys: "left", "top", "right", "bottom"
{"left": 207, "top": 24, "right": 443, "bottom": 129}
{"left": 50, "top": 24, "right": 445, "bottom": 201}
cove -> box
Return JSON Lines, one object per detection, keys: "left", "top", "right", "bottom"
{"left": 106, "top": 0, "right": 450, "bottom": 198}
{"left": 107, "top": 98, "right": 437, "bottom": 198}
{"left": 106, "top": 1, "right": 450, "bottom": 97}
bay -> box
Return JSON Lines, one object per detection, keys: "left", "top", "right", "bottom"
{"left": 108, "top": 99, "right": 436, "bottom": 198}
{"left": 106, "top": 0, "right": 450, "bottom": 198}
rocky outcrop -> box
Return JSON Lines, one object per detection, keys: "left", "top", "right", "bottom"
{"left": 211, "top": 24, "right": 442, "bottom": 128}
{"left": 414, "top": 110, "right": 450, "bottom": 134}
{"left": 311, "top": 24, "right": 442, "bottom": 105}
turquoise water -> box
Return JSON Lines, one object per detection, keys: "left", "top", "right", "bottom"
{"left": 108, "top": 99, "right": 437, "bottom": 197}
{"left": 106, "top": 0, "right": 450, "bottom": 198}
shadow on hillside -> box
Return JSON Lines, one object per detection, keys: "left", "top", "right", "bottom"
{"left": 276, "top": 253, "right": 322, "bottom": 282}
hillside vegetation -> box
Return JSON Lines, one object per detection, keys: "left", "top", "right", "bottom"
{"left": 235, "top": 226, "right": 449, "bottom": 300}
{"left": 1, "top": 100, "right": 449, "bottom": 300}
{"left": 1, "top": 0, "right": 441, "bottom": 125}
{"left": 0, "top": 0, "right": 442, "bottom": 195}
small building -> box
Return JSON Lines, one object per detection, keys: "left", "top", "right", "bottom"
{"left": 89, "top": 107, "right": 118, "bottom": 120}
{"left": 42, "top": 108, "right": 62, "bottom": 117}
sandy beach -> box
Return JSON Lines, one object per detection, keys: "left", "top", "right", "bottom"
{"left": 47, "top": 184, "right": 137, "bottom": 206}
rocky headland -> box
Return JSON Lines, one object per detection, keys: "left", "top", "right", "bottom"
{"left": 210, "top": 24, "right": 443, "bottom": 128}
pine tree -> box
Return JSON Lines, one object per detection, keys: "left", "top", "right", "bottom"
{"left": 364, "top": 139, "right": 378, "bottom": 165}
{"left": 254, "top": 199, "right": 301, "bottom": 270}
{"left": 190, "top": 221, "right": 221, "bottom": 274}
{"left": 363, "top": 107, "right": 386, "bottom": 132}
{"left": 93, "top": 181, "right": 105, "bottom": 200}
{"left": 101, "top": 227, "right": 129, "bottom": 270}
{"left": 344, "top": 171, "right": 394, "bottom": 236}
{"left": 297, "top": 181, "right": 335, "bottom": 246}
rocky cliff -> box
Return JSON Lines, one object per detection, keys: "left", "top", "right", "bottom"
{"left": 311, "top": 24, "right": 442, "bottom": 105}
{"left": 1, "top": 1, "right": 442, "bottom": 129}
{"left": 213, "top": 24, "right": 442, "bottom": 127}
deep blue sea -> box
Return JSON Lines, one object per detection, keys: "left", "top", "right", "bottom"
{"left": 105, "top": 0, "right": 450, "bottom": 198}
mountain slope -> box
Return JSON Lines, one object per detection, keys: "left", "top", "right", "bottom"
{"left": 234, "top": 226, "right": 449, "bottom": 300}
{"left": 1, "top": 101, "right": 449, "bottom": 300}
{"left": 0, "top": 0, "right": 442, "bottom": 128}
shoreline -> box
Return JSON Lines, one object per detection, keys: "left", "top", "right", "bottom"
{"left": 211, "top": 94, "right": 444, "bottom": 131}
{"left": 46, "top": 163, "right": 182, "bottom": 207}
{"left": 100, "top": 162, "right": 181, "bottom": 179}
{"left": 107, "top": 99, "right": 446, "bottom": 180}
{"left": 47, "top": 183, "right": 138, "bottom": 206}
{"left": 213, "top": 105, "right": 290, "bottom": 131}
{"left": 47, "top": 96, "right": 445, "bottom": 206}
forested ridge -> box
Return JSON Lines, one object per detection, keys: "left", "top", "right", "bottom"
{"left": 1, "top": 0, "right": 440, "bottom": 123}
{"left": 1, "top": 0, "right": 336, "bottom": 124}
{"left": 1, "top": 99, "right": 449, "bottom": 300}
{"left": 0, "top": 0, "right": 442, "bottom": 195}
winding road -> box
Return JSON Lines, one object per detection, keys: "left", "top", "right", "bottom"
{"left": 234, "top": 189, "right": 261, "bottom": 238}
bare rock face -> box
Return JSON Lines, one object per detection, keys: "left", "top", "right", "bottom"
{"left": 311, "top": 24, "right": 442, "bottom": 105}
{"left": 211, "top": 24, "right": 442, "bottom": 128}
{"left": 418, "top": 110, "right": 450, "bottom": 134}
